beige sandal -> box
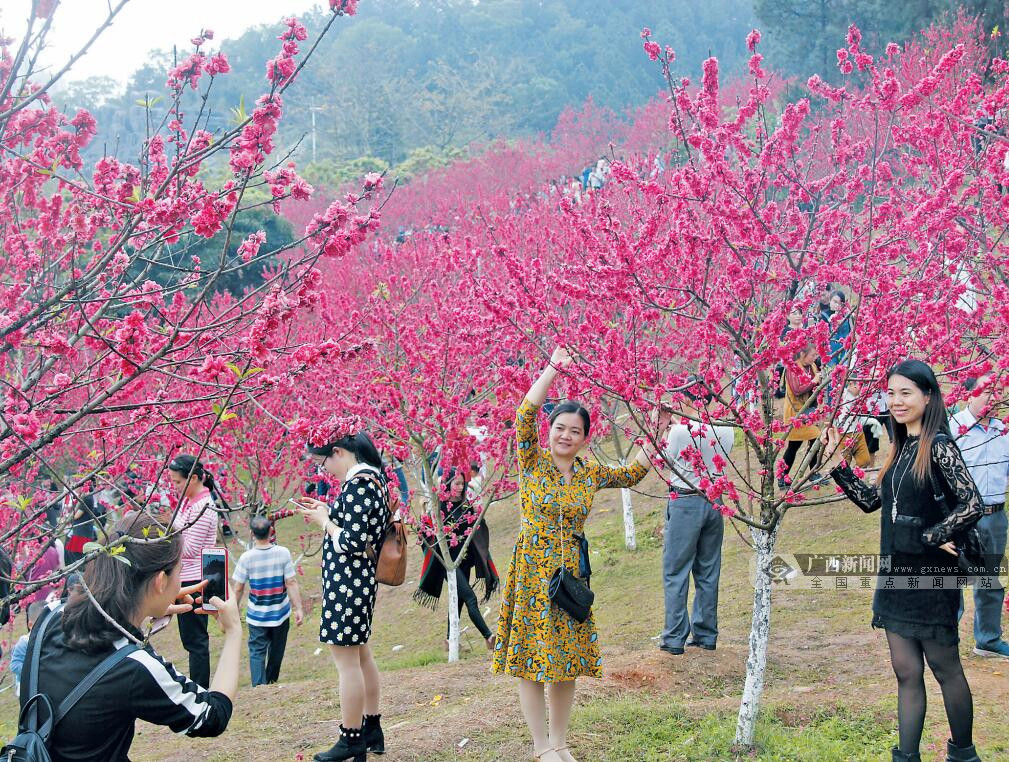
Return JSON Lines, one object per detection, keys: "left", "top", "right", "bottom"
{"left": 534, "top": 749, "right": 555, "bottom": 761}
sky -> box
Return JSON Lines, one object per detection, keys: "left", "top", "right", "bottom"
{"left": 2, "top": 0, "right": 321, "bottom": 86}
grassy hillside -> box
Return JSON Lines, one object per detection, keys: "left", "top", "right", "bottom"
{"left": 3, "top": 470, "right": 1008, "bottom": 761}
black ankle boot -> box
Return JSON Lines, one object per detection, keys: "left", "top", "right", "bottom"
{"left": 946, "top": 740, "right": 982, "bottom": 762}
{"left": 892, "top": 746, "right": 921, "bottom": 762}
{"left": 313, "top": 725, "right": 366, "bottom": 762}
{"left": 363, "top": 714, "right": 385, "bottom": 754}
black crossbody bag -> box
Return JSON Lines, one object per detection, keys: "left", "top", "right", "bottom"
{"left": 547, "top": 503, "right": 594, "bottom": 624}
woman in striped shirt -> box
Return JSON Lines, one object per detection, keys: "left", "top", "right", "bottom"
{"left": 167, "top": 455, "right": 222, "bottom": 688}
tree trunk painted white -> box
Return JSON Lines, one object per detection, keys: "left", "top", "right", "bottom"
{"left": 621, "top": 487, "right": 636, "bottom": 550}
{"left": 446, "top": 566, "right": 461, "bottom": 663}
{"left": 734, "top": 526, "right": 777, "bottom": 747}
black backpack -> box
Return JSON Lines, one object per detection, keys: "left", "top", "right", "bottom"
{"left": 1, "top": 604, "right": 138, "bottom": 762}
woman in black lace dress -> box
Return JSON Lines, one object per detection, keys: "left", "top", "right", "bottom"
{"left": 823, "top": 360, "right": 983, "bottom": 762}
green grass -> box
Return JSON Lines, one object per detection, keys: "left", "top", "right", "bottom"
{"left": 431, "top": 696, "right": 899, "bottom": 761}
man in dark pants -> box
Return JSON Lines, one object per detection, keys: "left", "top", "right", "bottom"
{"left": 659, "top": 385, "right": 735, "bottom": 655}
{"left": 952, "top": 375, "right": 1009, "bottom": 659}
{"left": 232, "top": 516, "right": 304, "bottom": 685}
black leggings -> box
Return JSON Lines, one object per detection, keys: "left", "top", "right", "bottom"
{"left": 885, "top": 630, "right": 973, "bottom": 753}
{"left": 781, "top": 440, "right": 815, "bottom": 476}
{"left": 446, "top": 568, "right": 492, "bottom": 639}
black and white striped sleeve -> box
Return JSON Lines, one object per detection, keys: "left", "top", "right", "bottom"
{"left": 128, "top": 647, "right": 233, "bottom": 737}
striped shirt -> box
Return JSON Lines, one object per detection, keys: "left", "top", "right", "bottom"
{"left": 232, "top": 544, "right": 296, "bottom": 627}
{"left": 172, "top": 489, "right": 219, "bottom": 582}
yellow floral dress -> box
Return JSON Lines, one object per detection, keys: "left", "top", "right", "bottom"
{"left": 491, "top": 399, "right": 649, "bottom": 682}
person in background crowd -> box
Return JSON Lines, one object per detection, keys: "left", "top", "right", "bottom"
{"left": 775, "top": 305, "right": 806, "bottom": 400}
{"left": 951, "top": 375, "right": 1009, "bottom": 660}
{"left": 64, "top": 480, "right": 103, "bottom": 565}
{"left": 60, "top": 571, "right": 83, "bottom": 602}
{"left": 779, "top": 343, "right": 822, "bottom": 489}
{"left": 658, "top": 382, "right": 735, "bottom": 656}
{"left": 414, "top": 465, "right": 499, "bottom": 651}
{"left": 823, "top": 360, "right": 984, "bottom": 762}
{"left": 9, "top": 600, "right": 45, "bottom": 697}
{"left": 22, "top": 537, "right": 62, "bottom": 606}
{"left": 167, "top": 454, "right": 222, "bottom": 689}
{"left": 836, "top": 378, "right": 874, "bottom": 470}
{"left": 232, "top": 515, "right": 304, "bottom": 687}
{"left": 826, "top": 290, "right": 853, "bottom": 367}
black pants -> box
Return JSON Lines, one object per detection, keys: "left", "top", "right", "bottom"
{"left": 178, "top": 580, "right": 210, "bottom": 687}
{"left": 447, "top": 568, "right": 492, "bottom": 639}
{"left": 782, "top": 440, "right": 815, "bottom": 476}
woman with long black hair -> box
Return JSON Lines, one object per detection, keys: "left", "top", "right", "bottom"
{"left": 414, "top": 465, "right": 499, "bottom": 650}
{"left": 297, "top": 428, "right": 392, "bottom": 762}
{"left": 822, "top": 360, "right": 984, "bottom": 762}
{"left": 166, "top": 454, "right": 227, "bottom": 688}
{"left": 18, "top": 510, "right": 239, "bottom": 761}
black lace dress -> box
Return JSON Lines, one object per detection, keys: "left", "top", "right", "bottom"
{"left": 830, "top": 433, "right": 983, "bottom": 645}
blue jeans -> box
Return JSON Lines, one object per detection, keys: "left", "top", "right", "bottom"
{"left": 973, "top": 510, "right": 1008, "bottom": 648}
{"left": 661, "top": 495, "right": 724, "bottom": 648}
{"left": 248, "top": 619, "right": 290, "bottom": 686}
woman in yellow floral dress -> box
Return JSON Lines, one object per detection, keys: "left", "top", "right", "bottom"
{"left": 492, "top": 347, "right": 671, "bottom": 762}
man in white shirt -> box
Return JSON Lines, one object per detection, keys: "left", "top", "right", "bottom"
{"left": 658, "top": 384, "right": 735, "bottom": 655}
{"left": 951, "top": 375, "right": 1009, "bottom": 659}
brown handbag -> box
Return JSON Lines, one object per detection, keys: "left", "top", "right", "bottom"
{"left": 356, "top": 472, "right": 408, "bottom": 587}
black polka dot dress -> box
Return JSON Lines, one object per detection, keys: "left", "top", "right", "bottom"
{"left": 319, "top": 464, "right": 391, "bottom": 646}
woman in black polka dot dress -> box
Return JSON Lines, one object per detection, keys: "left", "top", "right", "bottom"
{"left": 297, "top": 429, "right": 391, "bottom": 762}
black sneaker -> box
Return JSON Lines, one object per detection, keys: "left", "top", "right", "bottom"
{"left": 659, "top": 644, "right": 684, "bottom": 655}
{"left": 687, "top": 641, "right": 716, "bottom": 651}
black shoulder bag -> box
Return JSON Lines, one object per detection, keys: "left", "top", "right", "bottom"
{"left": 547, "top": 502, "right": 594, "bottom": 624}
{"left": 929, "top": 467, "right": 988, "bottom": 575}
{"left": 2, "top": 604, "right": 139, "bottom": 762}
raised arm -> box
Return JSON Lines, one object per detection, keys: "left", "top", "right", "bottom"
{"left": 627, "top": 405, "right": 673, "bottom": 472}
{"left": 922, "top": 437, "right": 984, "bottom": 546}
{"left": 525, "top": 346, "right": 572, "bottom": 406}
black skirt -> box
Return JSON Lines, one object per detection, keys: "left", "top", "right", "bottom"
{"left": 870, "top": 551, "right": 962, "bottom": 646}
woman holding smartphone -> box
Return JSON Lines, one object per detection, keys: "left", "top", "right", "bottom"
{"left": 822, "top": 360, "right": 984, "bottom": 762}
{"left": 19, "top": 511, "right": 240, "bottom": 761}
{"left": 492, "top": 347, "right": 670, "bottom": 762}
{"left": 297, "top": 428, "right": 391, "bottom": 762}
{"left": 167, "top": 455, "right": 221, "bottom": 689}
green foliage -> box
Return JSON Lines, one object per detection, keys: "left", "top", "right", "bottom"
{"left": 755, "top": 0, "right": 1009, "bottom": 80}
{"left": 70, "top": 0, "right": 757, "bottom": 168}
{"left": 394, "top": 145, "right": 467, "bottom": 182}
{"left": 127, "top": 205, "right": 296, "bottom": 300}
{"left": 302, "top": 156, "right": 390, "bottom": 190}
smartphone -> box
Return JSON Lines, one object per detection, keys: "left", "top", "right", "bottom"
{"left": 149, "top": 615, "right": 171, "bottom": 636}
{"left": 200, "top": 547, "right": 229, "bottom": 612}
